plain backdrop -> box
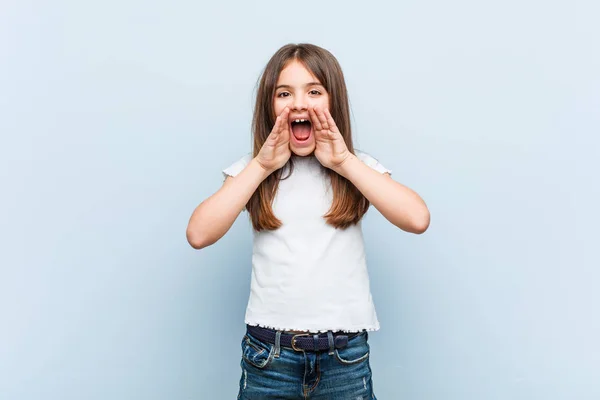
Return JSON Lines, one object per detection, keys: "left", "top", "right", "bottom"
{"left": 1, "top": 0, "right": 599, "bottom": 399}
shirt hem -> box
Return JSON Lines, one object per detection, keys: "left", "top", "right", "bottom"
{"left": 244, "top": 320, "right": 380, "bottom": 333}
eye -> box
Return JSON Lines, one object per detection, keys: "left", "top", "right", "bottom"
{"left": 309, "top": 90, "right": 321, "bottom": 95}
{"left": 277, "top": 92, "right": 290, "bottom": 98}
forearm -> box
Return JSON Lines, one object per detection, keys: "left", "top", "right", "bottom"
{"left": 335, "top": 154, "right": 430, "bottom": 234}
{"left": 186, "top": 158, "right": 269, "bottom": 249}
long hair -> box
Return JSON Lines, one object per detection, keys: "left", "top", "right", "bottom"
{"left": 247, "top": 43, "right": 369, "bottom": 231}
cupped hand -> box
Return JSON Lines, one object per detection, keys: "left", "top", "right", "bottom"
{"left": 255, "top": 107, "right": 292, "bottom": 174}
{"left": 309, "top": 107, "right": 351, "bottom": 171}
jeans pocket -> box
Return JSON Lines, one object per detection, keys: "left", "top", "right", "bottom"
{"left": 334, "top": 332, "right": 370, "bottom": 365}
{"left": 241, "top": 333, "right": 275, "bottom": 369}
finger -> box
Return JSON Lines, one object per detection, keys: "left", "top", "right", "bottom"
{"left": 279, "top": 107, "right": 290, "bottom": 139}
{"left": 324, "top": 108, "right": 340, "bottom": 133}
{"left": 280, "top": 107, "right": 290, "bottom": 132}
{"left": 269, "top": 115, "right": 282, "bottom": 142}
{"left": 315, "top": 107, "right": 330, "bottom": 131}
{"left": 273, "top": 114, "right": 282, "bottom": 133}
{"left": 309, "top": 107, "right": 323, "bottom": 132}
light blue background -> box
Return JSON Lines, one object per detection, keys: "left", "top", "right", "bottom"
{"left": 1, "top": 0, "right": 598, "bottom": 399}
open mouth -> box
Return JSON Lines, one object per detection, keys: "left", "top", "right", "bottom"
{"left": 290, "top": 118, "right": 312, "bottom": 142}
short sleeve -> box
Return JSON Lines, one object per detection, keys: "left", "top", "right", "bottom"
{"left": 355, "top": 149, "right": 392, "bottom": 175}
{"left": 222, "top": 153, "right": 253, "bottom": 180}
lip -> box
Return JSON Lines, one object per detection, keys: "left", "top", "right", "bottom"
{"left": 288, "top": 116, "right": 311, "bottom": 132}
{"left": 289, "top": 121, "right": 313, "bottom": 147}
{"left": 289, "top": 115, "right": 310, "bottom": 121}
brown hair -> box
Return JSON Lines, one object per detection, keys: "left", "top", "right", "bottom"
{"left": 247, "top": 43, "right": 369, "bottom": 231}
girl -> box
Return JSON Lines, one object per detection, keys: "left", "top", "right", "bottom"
{"left": 186, "top": 43, "right": 430, "bottom": 399}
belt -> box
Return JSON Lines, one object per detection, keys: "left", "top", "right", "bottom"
{"left": 246, "top": 325, "right": 361, "bottom": 352}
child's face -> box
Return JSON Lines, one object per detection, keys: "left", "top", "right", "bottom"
{"left": 273, "top": 60, "right": 330, "bottom": 157}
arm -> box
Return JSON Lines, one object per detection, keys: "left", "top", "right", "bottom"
{"left": 335, "top": 154, "right": 430, "bottom": 234}
{"left": 186, "top": 107, "right": 292, "bottom": 250}
{"left": 309, "top": 106, "right": 430, "bottom": 234}
{"left": 186, "top": 158, "right": 270, "bottom": 249}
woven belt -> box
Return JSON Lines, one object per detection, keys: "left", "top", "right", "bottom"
{"left": 246, "top": 325, "right": 360, "bottom": 352}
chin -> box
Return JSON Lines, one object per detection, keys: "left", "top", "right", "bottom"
{"left": 291, "top": 145, "right": 315, "bottom": 157}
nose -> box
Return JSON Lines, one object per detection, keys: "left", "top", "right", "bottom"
{"left": 291, "top": 94, "right": 307, "bottom": 111}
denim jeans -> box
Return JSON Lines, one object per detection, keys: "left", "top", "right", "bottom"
{"left": 237, "top": 328, "right": 377, "bottom": 399}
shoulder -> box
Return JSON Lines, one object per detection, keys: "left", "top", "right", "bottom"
{"left": 354, "top": 149, "right": 392, "bottom": 175}
{"left": 222, "top": 153, "right": 253, "bottom": 179}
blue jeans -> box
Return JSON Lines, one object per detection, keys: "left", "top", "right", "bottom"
{"left": 237, "top": 328, "right": 377, "bottom": 399}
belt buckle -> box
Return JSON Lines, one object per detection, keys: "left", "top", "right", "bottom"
{"left": 290, "top": 333, "right": 311, "bottom": 351}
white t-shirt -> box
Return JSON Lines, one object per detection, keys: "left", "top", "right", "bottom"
{"left": 222, "top": 150, "right": 392, "bottom": 333}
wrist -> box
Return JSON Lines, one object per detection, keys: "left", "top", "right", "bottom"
{"left": 333, "top": 153, "right": 359, "bottom": 178}
{"left": 251, "top": 157, "right": 274, "bottom": 180}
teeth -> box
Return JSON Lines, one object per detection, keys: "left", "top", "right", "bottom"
{"left": 294, "top": 119, "right": 307, "bottom": 123}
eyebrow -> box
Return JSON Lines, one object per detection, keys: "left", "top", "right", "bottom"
{"left": 275, "top": 82, "right": 324, "bottom": 90}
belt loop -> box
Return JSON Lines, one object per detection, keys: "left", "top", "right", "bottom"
{"left": 313, "top": 334, "right": 319, "bottom": 352}
{"left": 327, "top": 331, "right": 334, "bottom": 355}
{"left": 274, "top": 331, "right": 282, "bottom": 358}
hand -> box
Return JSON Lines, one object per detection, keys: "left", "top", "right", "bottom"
{"left": 309, "top": 107, "right": 351, "bottom": 172}
{"left": 255, "top": 107, "right": 292, "bottom": 174}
